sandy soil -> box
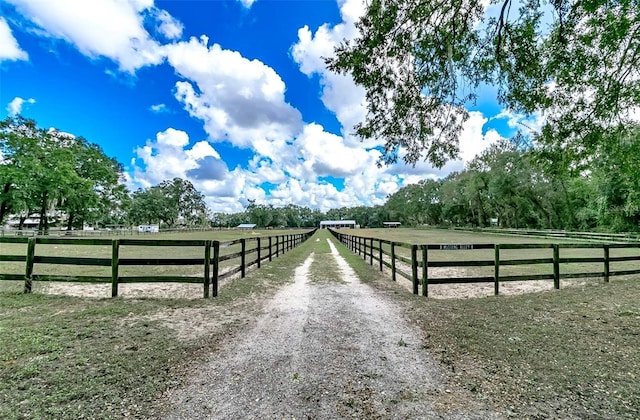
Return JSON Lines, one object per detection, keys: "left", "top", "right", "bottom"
{"left": 161, "top": 240, "right": 503, "bottom": 419}
{"left": 34, "top": 281, "right": 206, "bottom": 299}
{"left": 33, "top": 267, "right": 583, "bottom": 301}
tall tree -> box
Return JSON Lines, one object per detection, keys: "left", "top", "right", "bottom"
{"left": 158, "top": 178, "right": 208, "bottom": 226}
{"left": 589, "top": 126, "right": 640, "bottom": 230}
{"left": 0, "top": 117, "right": 84, "bottom": 232}
{"left": 58, "top": 136, "right": 124, "bottom": 230}
{"left": 1, "top": 117, "right": 125, "bottom": 232}
{"left": 128, "top": 179, "right": 208, "bottom": 228}
{"left": 385, "top": 180, "right": 443, "bottom": 226}
{"left": 328, "top": 0, "right": 639, "bottom": 167}
{"left": 246, "top": 201, "right": 274, "bottom": 228}
{"left": 128, "top": 187, "right": 168, "bottom": 226}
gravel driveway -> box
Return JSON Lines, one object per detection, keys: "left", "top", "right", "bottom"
{"left": 164, "top": 239, "right": 502, "bottom": 419}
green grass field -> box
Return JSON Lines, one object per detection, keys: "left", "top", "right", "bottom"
{"left": 343, "top": 227, "right": 640, "bottom": 288}
{"left": 0, "top": 231, "right": 320, "bottom": 419}
{"left": 0, "top": 229, "right": 311, "bottom": 292}
{"left": 332, "top": 231, "right": 640, "bottom": 418}
{"left": 3, "top": 226, "right": 637, "bottom": 296}
{"left": 1, "top": 228, "right": 638, "bottom": 418}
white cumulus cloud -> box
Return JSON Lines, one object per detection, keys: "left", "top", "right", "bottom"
{"left": 153, "top": 9, "right": 183, "bottom": 40}
{"left": 291, "top": 0, "right": 370, "bottom": 146}
{"left": 295, "top": 123, "right": 376, "bottom": 179}
{"left": 124, "top": 0, "right": 502, "bottom": 213}
{"left": 164, "top": 35, "right": 303, "bottom": 148}
{"left": 131, "top": 127, "right": 228, "bottom": 188}
{"left": 0, "top": 17, "right": 28, "bottom": 62}
{"left": 6, "top": 97, "right": 35, "bottom": 116}
{"left": 4, "top": 0, "right": 177, "bottom": 72}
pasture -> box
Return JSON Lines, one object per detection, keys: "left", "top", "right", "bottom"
{"left": 0, "top": 228, "right": 638, "bottom": 418}
{"left": 339, "top": 227, "right": 640, "bottom": 298}
{"left": 0, "top": 229, "right": 312, "bottom": 298}
{"left": 0, "top": 234, "right": 318, "bottom": 419}
{"left": 335, "top": 232, "right": 640, "bottom": 418}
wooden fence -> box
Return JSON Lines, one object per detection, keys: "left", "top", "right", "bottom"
{"left": 0, "top": 230, "right": 317, "bottom": 298}
{"left": 0, "top": 226, "right": 302, "bottom": 238}
{"left": 329, "top": 229, "right": 640, "bottom": 297}
{"left": 453, "top": 227, "right": 640, "bottom": 243}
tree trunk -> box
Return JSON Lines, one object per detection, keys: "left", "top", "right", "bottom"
{"left": 37, "top": 192, "right": 49, "bottom": 234}
{"left": 559, "top": 179, "right": 578, "bottom": 228}
{"left": 66, "top": 213, "right": 75, "bottom": 232}
{"left": 0, "top": 183, "right": 12, "bottom": 224}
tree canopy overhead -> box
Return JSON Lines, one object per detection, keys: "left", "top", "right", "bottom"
{"left": 327, "top": 0, "right": 640, "bottom": 167}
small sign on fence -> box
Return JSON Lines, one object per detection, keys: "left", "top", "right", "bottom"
{"left": 438, "top": 244, "right": 474, "bottom": 250}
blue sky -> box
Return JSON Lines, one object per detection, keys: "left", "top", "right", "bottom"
{"left": 0, "top": 0, "right": 519, "bottom": 213}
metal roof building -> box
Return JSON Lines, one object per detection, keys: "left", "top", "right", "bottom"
{"left": 319, "top": 220, "right": 356, "bottom": 229}
{"left": 237, "top": 223, "right": 257, "bottom": 229}
{"left": 383, "top": 222, "right": 401, "bottom": 228}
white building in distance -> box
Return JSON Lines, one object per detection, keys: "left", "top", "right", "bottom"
{"left": 319, "top": 220, "right": 357, "bottom": 229}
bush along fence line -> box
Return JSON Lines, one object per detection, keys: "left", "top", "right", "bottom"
{"left": 0, "top": 229, "right": 317, "bottom": 298}
{"left": 329, "top": 229, "right": 640, "bottom": 297}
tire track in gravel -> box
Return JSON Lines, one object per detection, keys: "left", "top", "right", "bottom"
{"left": 164, "top": 239, "right": 502, "bottom": 419}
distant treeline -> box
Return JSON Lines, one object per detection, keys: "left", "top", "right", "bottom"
{"left": 383, "top": 133, "right": 640, "bottom": 232}
{"left": 3, "top": 116, "right": 640, "bottom": 232}
{"left": 223, "top": 130, "right": 640, "bottom": 232}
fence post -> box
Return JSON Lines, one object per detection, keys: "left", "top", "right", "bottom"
{"left": 257, "top": 238, "right": 261, "bottom": 269}
{"left": 275, "top": 236, "right": 279, "bottom": 257}
{"left": 111, "top": 239, "right": 120, "bottom": 297}
{"left": 422, "top": 245, "right": 428, "bottom": 297}
{"left": 241, "top": 238, "right": 246, "bottom": 278}
{"left": 553, "top": 244, "right": 560, "bottom": 289}
{"left": 411, "top": 244, "right": 419, "bottom": 295}
{"left": 203, "top": 240, "right": 211, "bottom": 298}
{"left": 391, "top": 242, "right": 396, "bottom": 282}
{"left": 24, "top": 237, "right": 36, "bottom": 294}
{"left": 379, "top": 240, "right": 383, "bottom": 272}
{"left": 212, "top": 241, "right": 220, "bottom": 297}
{"left": 603, "top": 245, "right": 610, "bottom": 283}
{"left": 494, "top": 244, "right": 500, "bottom": 296}
{"left": 370, "top": 238, "right": 374, "bottom": 265}
{"left": 269, "top": 236, "right": 273, "bottom": 261}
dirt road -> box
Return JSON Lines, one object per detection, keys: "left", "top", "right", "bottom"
{"left": 164, "top": 239, "right": 502, "bottom": 419}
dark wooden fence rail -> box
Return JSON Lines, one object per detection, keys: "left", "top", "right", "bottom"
{"left": 0, "top": 229, "right": 317, "bottom": 298}
{"left": 454, "top": 227, "right": 640, "bottom": 243}
{"left": 329, "top": 229, "right": 640, "bottom": 297}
